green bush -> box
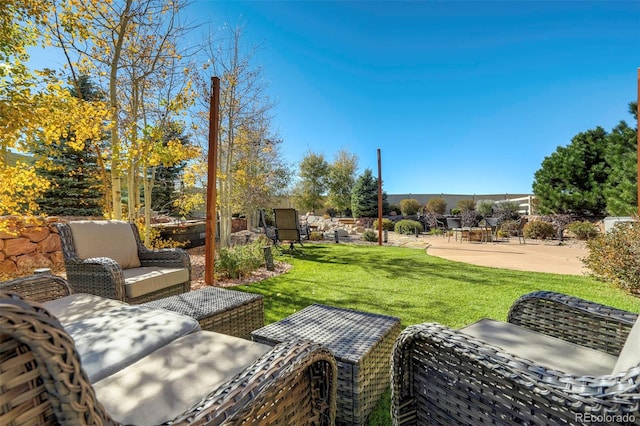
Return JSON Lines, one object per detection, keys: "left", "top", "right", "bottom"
{"left": 584, "top": 221, "right": 640, "bottom": 293}
{"left": 216, "top": 237, "right": 267, "bottom": 279}
{"left": 394, "top": 219, "right": 423, "bottom": 235}
{"left": 476, "top": 200, "right": 495, "bottom": 217}
{"left": 399, "top": 198, "right": 421, "bottom": 215}
{"left": 362, "top": 230, "right": 378, "bottom": 242}
{"left": 567, "top": 221, "right": 600, "bottom": 240}
{"left": 450, "top": 208, "right": 461, "bottom": 215}
{"left": 494, "top": 201, "right": 521, "bottom": 222}
{"left": 456, "top": 199, "right": 476, "bottom": 212}
{"left": 373, "top": 218, "right": 395, "bottom": 231}
{"left": 425, "top": 198, "right": 447, "bottom": 215}
{"left": 523, "top": 220, "right": 556, "bottom": 239}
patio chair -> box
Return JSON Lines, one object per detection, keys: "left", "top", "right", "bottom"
{"left": 273, "top": 208, "right": 309, "bottom": 252}
{"left": 482, "top": 217, "right": 501, "bottom": 242}
{"left": 0, "top": 278, "right": 338, "bottom": 426}
{"left": 445, "top": 217, "right": 468, "bottom": 243}
{"left": 502, "top": 216, "right": 527, "bottom": 244}
{"left": 391, "top": 291, "right": 640, "bottom": 425}
{"left": 57, "top": 220, "right": 191, "bottom": 304}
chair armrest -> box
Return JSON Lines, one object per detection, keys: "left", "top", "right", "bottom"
{"left": 138, "top": 247, "right": 191, "bottom": 270}
{"left": 63, "top": 256, "right": 126, "bottom": 301}
{"left": 508, "top": 291, "right": 638, "bottom": 355}
{"left": 0, "top": 273, "right": 71, "bottom": 302}
{"left": 1, "top": 291, "right": 119, "bottom": 425}
{"left": 391, "top": 322, "right": 640, "bottom": 425}
{"left": 170, "top": 339, "right": 337, "bottom": 425}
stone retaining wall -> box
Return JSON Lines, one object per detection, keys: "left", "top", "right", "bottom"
{"left": 0, "top": 216, "right": 64, "bottom": 276}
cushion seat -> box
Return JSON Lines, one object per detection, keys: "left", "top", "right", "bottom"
{"left": 61, "top": 302, "right": 200, "bottom": 382}
{"left": 93, "top": 331, "right": 272, "bottom": 425}
{"left": 43, "top": 293, "right": 127, "bottom": 324}
{"left": 123, "top": 266, "right": 190, "bottom": 299}
{"left": 461, "top": 319, "right": 618, "bottom": 377}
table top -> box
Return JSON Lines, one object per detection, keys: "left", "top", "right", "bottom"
{"left": 251, "top": 304, "right": 400, "bottom": 363}
{"left": 142, "top": 287, "right": 263, "bottom": 320}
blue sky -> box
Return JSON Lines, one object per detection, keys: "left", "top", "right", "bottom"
{"left": 190, "top": 0, "right": 639, "bottom": 195}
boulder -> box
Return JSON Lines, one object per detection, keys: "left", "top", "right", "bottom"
{"left": 16, "top": 252, "right": 53, "bottom": 271}
{"left": 47, "top": 251, "right": 65, "bottom": 265}
{"left": 4, "top": 237, "right": 37, "bottom": 256}
{"left": 21, "top": 226, "right": 50, "bottom": 243}
{"left": 38, "top": 233, "right": 62, "bottom": 253}
{"left": 0, "top": 259, "right": 17, "bottom": 274}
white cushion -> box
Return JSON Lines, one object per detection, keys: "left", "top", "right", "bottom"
{"left": 93, "top": 331, "right": 271, "bottom": 425}
{"left": 123, "top": 267, "right": 189, "bottom": 298}
{"left": 64, "top": 304, "right": 200, "bottom": 382}
{"left": 612, "top": 317, "right": 640, "bottom": 375}
{"left": 461, "top": 319, "right": 617, "bottom": 377}
{"left": 43, "top": 293, "right": 126, "bottom": 325}
{"left": 68, "top": 220, "right": 141, "bottom": 269}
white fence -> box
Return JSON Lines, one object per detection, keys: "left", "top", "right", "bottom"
{"left": 495, "top": 196, "right": 536, "bottom": 215}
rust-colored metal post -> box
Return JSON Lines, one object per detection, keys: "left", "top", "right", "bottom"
{"left": 205, "top": 77, "right": 220, "bottom": 285}
{"left": 637, "top": 68, "right": 639, "bottom": 216}
{"left": 377, "top": 149, "right": 383, "bottom": 246}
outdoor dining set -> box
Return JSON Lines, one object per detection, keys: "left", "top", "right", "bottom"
{"left": 1, "top": 219, "right": 639, "bottom": 425}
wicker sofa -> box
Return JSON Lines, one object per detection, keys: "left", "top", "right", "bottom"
{"left": 391, "top": 291, "right": 640, "bottom": 425}
{"left": 1, "top": 274, "right": 337, "bottom": 425}
{"left": 57, "top": 220, "right": 191, "bottom": 304}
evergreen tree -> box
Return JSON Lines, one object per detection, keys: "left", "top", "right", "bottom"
{"left": 150, "top": 122, "right": 190, "bottom": 216}
{"left": 604, "top": 119, "right": 637, "bottom": 216}
{"left": 35, "top": 75, "right": 105, "bottom": 216}
{"left": 351, "top": 168, "right": 388, "bottom": 218}
{"left": 532, "top": 127, "right": 609, "bottom": 215}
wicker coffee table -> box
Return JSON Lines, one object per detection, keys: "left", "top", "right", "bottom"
{"left": 251, "top": 304, "right": 401, "bottom": 425}
{"left": 142, "top": 287, "right": 263, "bottom": 339}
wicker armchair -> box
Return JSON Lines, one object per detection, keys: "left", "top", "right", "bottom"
{"left": 57, "top": 220, "right": 191, "bottom": 303}
{"left": 391, "top": 291, "right": 640, "bottom": 425}
{"left": 1, "top": 283, "right": 337, "bottom": 425}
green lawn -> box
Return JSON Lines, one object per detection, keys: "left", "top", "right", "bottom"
{"left": 235, "top": 243, "right": 640, "bottom": 425}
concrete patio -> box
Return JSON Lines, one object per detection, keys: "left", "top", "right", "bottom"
{"left": 385, "top": 233, "right": 588, "bottom": 275}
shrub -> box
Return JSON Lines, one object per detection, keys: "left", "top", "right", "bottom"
{"left": 523, "top": 220, "right": 556, "bottom": 239}
{"left": 373, "top": 218, "right": 395, "bottom": 231}
{"left": 451, "top": 208, "right": 462, "bottom": 215}
{"left": 494, "top": 201, "right": 521, "bottom": 222}
{"left": 399, "top": 198, "right": 421, "bottom": 215}
{"left": 216, "top": 237, "right": 267, "bottom": 279}
{"left": 309, "top": 231, "right": 324, "bottom": 241}
{"left": 425, "top": 198, "right": 447, "bottom": 215}
{"left": 567, "top": 221, "right": 600, "bottom": 240}
{"left": 362, "top": 230, "right": 378, "bottom": 242}
{"left": 476, "top": 200, "right": 495, "bottom": 217}
{"left": 394, "top": 219, "right": 423, "bottom": 235}
{"left": 584, "top": 221, "right": 640, "bottom": 293}
{"left": 457, "top": 199, "right": 476, "bottom": 212}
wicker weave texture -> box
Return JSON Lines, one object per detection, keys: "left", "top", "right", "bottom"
{"left": 508, "top": 290, "right": 637, "bottom": 355}
{"left": 0, "top": 273, "right": 70, "bottom": 303}
{"left": 56, "top": 222, "right": 191, "bottom": 303}
{"left": 142, "top": 287, "right": 264, "bottom": 338}
{"left": 1, "top": 289, "right": 338, "bottom": 426}
{"left": 391, "top": 291, "right": 640, "bottom": 426}
{"left": 252, "top": 304, "right": 401, "bottom": 425}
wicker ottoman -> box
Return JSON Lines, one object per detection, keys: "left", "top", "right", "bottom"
{"left": 142, "top": 287, "right": 263, "bottom": 339}
{"left": 251, "top": 304, "right": 401, "bottom": 425}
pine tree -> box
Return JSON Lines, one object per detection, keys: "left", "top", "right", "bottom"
{"left": 351, "top": 168, "right": 388, "bottom": 218}
{"left": 35, "top": 76, "right": 105, "bottom": 216}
